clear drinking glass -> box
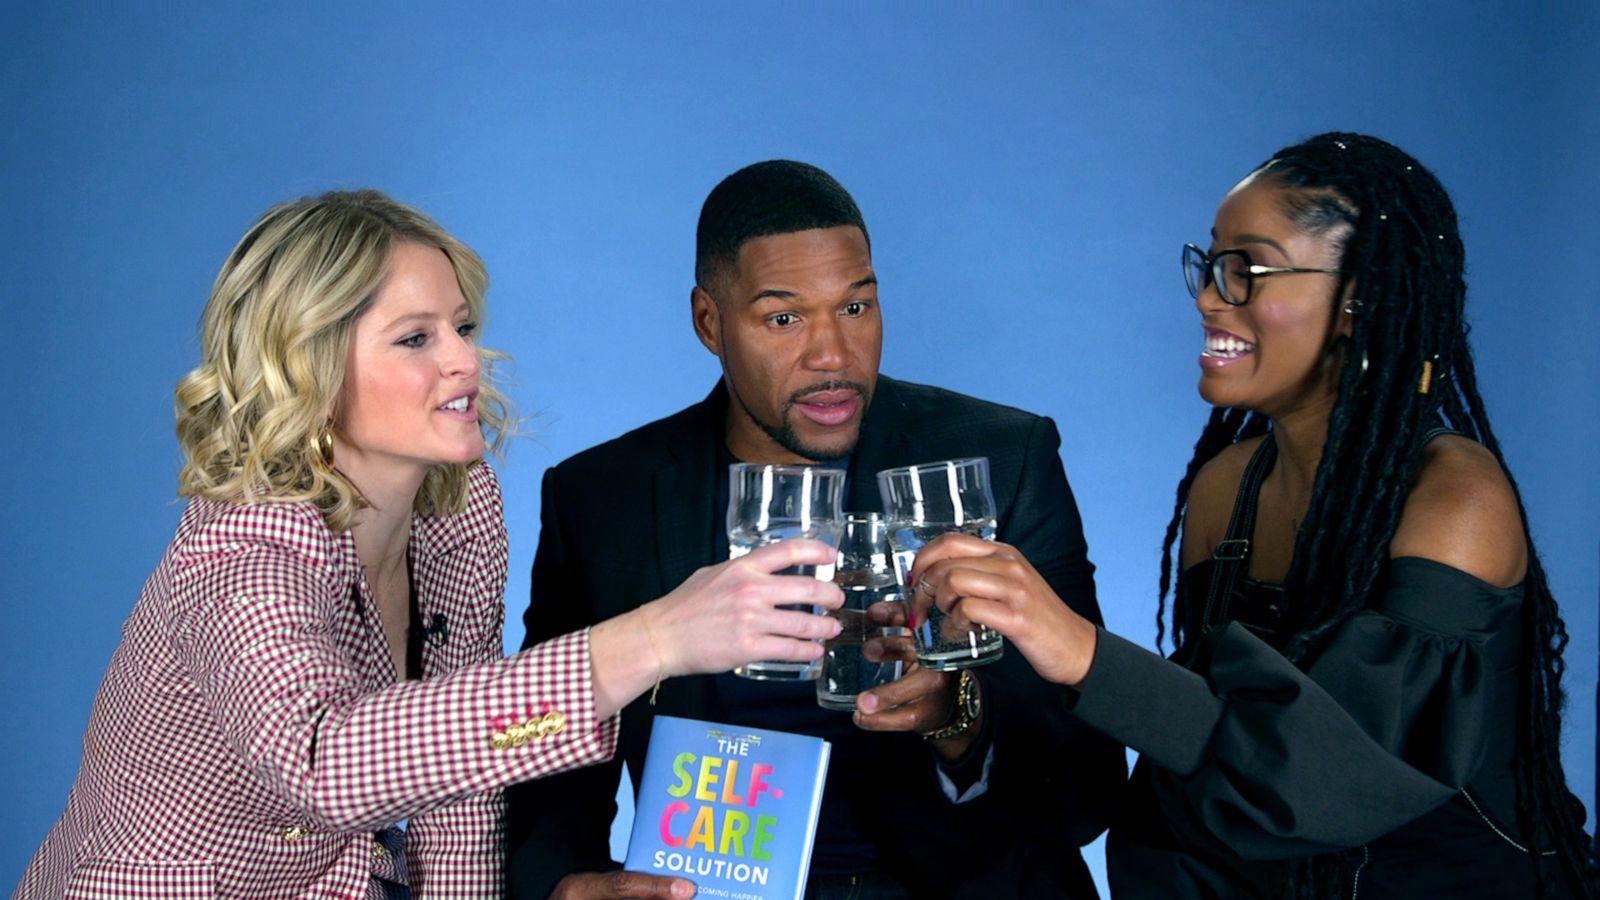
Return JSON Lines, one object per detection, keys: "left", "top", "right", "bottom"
{"left": 875, "top": 457, "right": 1003, "bottom": 670}
{"left": 726, "top": 463, "right": 846, "bottom": 681}
{"left": 817, "top": 513, "right": 908, "bottom": 709}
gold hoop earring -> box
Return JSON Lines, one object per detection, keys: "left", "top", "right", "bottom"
{"left": 313, "top": 424, "right": 334, "bottom": 466}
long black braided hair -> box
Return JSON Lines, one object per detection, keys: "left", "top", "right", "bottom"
{"left": 1153, "top": 132, "right": 1593, "bottom": 897}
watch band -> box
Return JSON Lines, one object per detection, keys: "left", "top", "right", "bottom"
{"left": 921, "top": 669, "right": 981, "bottom": 741}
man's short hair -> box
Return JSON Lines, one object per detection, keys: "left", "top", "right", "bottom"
{"left": 694, "top": 160, "right": 870, "bottom": 290}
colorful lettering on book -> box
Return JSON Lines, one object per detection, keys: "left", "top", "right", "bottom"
{"left": 627, "top": 717, "right": 830, "bottom": 898}
{"left": 658, "top": 736, "right": 781, "bottom": 861}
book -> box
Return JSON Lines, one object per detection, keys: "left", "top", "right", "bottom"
{"left": 623, "top": 715, "right": 832, "bottom": 900}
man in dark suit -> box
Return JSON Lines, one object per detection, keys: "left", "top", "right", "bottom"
{"left": 507, "top": 161, "right": 1124, "bottom": 899}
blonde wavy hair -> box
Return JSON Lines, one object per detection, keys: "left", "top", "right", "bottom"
{"left": 175, "top": 189, "right": 512, "bottom": 530}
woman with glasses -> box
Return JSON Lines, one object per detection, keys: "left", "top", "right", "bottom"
{"left": 907, "top": 133, "right": 1594, "bottom": 897}
{"left": 14, "top": 190, "right": 842, "bottom": 899}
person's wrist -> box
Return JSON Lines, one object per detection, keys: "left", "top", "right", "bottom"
{"left": 636, "top": 605, "right": 681, "bottom": 675}
{"left": 1063, "top": 618, "right": 1099, "bottom": 689}
{"left": 636, "top": 608, "right": 669, "bottom": 704}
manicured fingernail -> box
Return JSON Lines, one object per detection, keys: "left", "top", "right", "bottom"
{"left": 857, "top": 693, "right": 877, "bottom": 713}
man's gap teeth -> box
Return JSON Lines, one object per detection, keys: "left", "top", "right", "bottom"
{"left": 441, "top": 396, "right": 470, "bottom": 412}
{"left": 1203, "top": 334, "right": 1256, "bottom": 358}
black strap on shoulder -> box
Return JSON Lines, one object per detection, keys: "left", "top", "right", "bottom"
{"left": 1419, "top": 424, "right": 1458, "bottom": 446}
{"left": 1196, "top": 424, "right": 1460, "bottom": 636}
{"left": 1201, "top": 434, "right": 1278, "bottom": 633}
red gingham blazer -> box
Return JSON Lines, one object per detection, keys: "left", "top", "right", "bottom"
{"left": 15, "top": 463, "right": 618, "bottom": 899}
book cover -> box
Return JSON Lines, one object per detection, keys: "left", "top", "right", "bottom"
{"left": 623, "top": 715, "right": 832, "bottom": 900}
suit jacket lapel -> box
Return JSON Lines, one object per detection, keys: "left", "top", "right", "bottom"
{"left": 649, "top": 385, "right": 725, "bottom": 716}
{"left": 654, "top": 389, "right": 721, "bottom": 595}
{"left": 848, "top": 376, "right": 914, "bottom": 514}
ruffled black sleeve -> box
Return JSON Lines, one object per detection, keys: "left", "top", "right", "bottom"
{"left": 1071, "top": 556, "right": 1521, "bottom": 859}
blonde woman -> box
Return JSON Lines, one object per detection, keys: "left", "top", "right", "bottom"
{"left": 15, "top": 190, "right": 841, "bottom": 900}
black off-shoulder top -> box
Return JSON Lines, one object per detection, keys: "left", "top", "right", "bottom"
{"left": 1066, "top": 433, "right": 1567, "bottom": 898}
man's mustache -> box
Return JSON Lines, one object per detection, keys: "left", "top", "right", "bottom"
{"left": 785, "top": 380, "right": 869, "bottom": 405}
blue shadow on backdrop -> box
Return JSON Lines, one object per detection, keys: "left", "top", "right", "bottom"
{"left": 3, "top": 4, "right": 1597, "bottom": 894}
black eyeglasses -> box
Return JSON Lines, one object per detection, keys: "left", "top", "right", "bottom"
{"left": 1183, "top": 243, "right": 1344, "bottom": 306}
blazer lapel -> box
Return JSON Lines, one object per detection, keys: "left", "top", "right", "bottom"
{"left": 848, "top": 376, "right": 914, "bottom": 514}
{"left": 408, "top": 488, "right": 499, "bottom": 678}
{"left": 653, "top": 388, "right": 721, "bottom": 595}
{"left": 649, "top": 385, "right": 725, "bottom": 716}
{"left": 331, "top": 529, "right": 398, "bottom": 687}
{"left": 653, "top": 461, "right": 716, "bottom": 597}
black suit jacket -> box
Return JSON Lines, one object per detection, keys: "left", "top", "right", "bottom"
{"left": 507, "top": 376, "right": 1124, "bottom": 898}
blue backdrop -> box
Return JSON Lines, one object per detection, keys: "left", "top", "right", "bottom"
{"left": 4, "top": 3, "right": 1597, "bottom": 893}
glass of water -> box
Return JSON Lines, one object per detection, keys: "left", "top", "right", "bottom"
{"left": 727, "top": 463, "right": 846, "bottom": 681}
{"left": 817, "top": 513, "right": 908, "bottom": 709}
{"left": 875, "top": 457, "right": 1003, "bottom": 670}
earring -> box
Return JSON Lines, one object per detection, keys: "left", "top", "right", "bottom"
{"left": 312, "top": 423, "right": 334, "bottom": 466}
{"left": 1342, "top": 298, "right": 1363, "bottom": 316}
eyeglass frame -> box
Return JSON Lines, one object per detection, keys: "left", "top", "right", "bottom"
{"left": 1183, "top": 243, "right": 1345, "bottom": 306}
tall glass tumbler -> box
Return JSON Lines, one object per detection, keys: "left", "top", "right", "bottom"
{"left": 817, "top": 513, "right": 907, "bottom": 709}
{"left": 875, "top": 457, "right": 1003, "bottom": 670}
{"left": 727, "top": 463, "right": 846, "bottom": 681}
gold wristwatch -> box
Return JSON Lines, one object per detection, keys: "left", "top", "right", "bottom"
{"left": 921, "top": 669, "right": 981, "bottom": 741}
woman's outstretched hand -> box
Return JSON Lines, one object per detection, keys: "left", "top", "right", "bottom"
{"left": 909, "top": 533, "right": 1098, "bottom": 688}
{"left": 642, "top": 538, "right": 844, "bottom": 676}
{"left": 588, "top": 539, "right": 844, "bottom": 717}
